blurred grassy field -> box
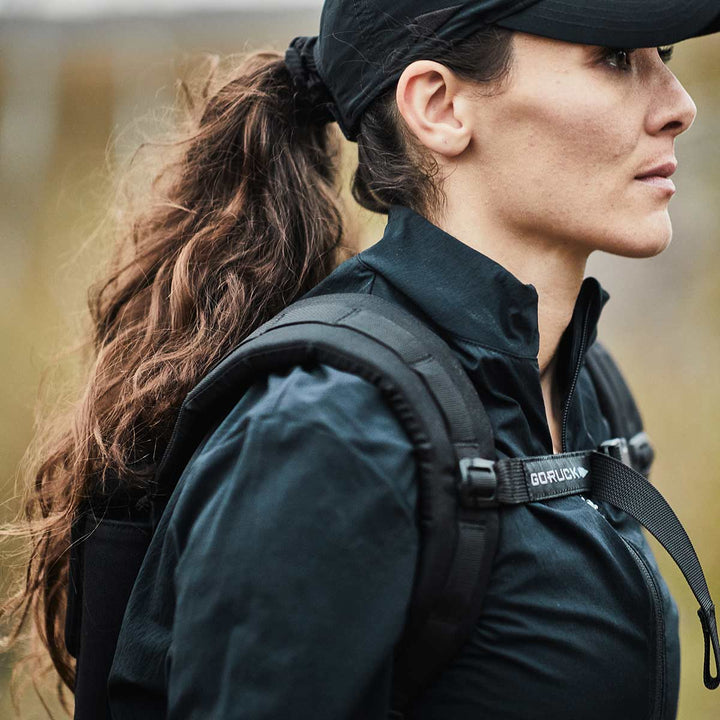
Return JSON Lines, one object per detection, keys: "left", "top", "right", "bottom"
{"left": 0, "top": 9, "right": 719, "bottom": 718}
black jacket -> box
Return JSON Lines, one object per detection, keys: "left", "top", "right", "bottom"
{"left": 108, "top": 204, "right": 680, "bottom": 719}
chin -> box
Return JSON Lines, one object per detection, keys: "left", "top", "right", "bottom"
{"left": 596, "top": 215, "right": 673, "bottom": 259}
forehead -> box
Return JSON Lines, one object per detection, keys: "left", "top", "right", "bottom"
{"left": 511, "top": 31, "right": 599, "bottom": 59}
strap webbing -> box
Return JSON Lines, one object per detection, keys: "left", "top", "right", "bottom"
{"left": 388, "top": 507, "right": 498, "bottom": 713}
{"left": 590, "top": 451, "right": 720, "bottom": 690}
{"left": 493, "top": 450, "right": 593, "bottom": 503}
{"left": 462, "top": 443, "right": 720, "bottom": 691}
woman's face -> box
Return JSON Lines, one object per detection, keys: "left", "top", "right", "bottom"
{"left": 459, "top": 31, "right": 698, "bottom": 259}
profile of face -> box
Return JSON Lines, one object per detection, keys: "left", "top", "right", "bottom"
{"left": 397, "top": 31, "right": 698, "bottom": 260}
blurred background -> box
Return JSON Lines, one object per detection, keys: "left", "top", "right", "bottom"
{"left": 0, "top": 0, "right": 718, "bottom": 717}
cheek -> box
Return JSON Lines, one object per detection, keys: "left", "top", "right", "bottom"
{"left": 478, "top": 88, "right": 644, "bottom": 236}
{"left": 509, "top": 92, "right": 637, "bottom": 183}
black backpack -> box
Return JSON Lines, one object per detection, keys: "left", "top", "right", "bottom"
{"left": 65, "top": 292, "right": 719, "bottom": 720}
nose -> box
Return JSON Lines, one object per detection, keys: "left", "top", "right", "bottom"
{"left": 646, "top": 65, "right": 698, "bottom": 138}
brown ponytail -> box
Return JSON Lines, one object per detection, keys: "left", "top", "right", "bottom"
{"left": 1, "top": 48, "right": 348, "bottom": 713}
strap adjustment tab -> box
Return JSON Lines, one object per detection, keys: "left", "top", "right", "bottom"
{"left": 628, "top": 431, "right": 655, "bottom": 476}
{"left": 599, "top": 437, "right": 631, "bottom": 467}
{"left": 458, "top": 458, "right": 498, "bottom": 509}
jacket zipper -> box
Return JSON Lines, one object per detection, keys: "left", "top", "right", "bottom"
{"left": 620, "top": 536, "right": 666, "bottom": 720}
{"left": 560, "top": 304, "right": 592, "bottom": 453}
{"left": 559, "top": 298, "right": 666, "bottom": 716}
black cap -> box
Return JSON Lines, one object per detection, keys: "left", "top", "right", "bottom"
{"left": 286, "top": 0, "right": 720, "bottom": 141}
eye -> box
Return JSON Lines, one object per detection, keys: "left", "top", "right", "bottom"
{"left": 658, "top": 45, "right": 674, "bottom": 64}
{"left": 602, "top": 47, "right": 636, "bottom": 72}
{"left": 601, "top": 45, "right": 675, "bottom": 72}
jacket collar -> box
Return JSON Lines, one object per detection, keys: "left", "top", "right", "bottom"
{"left": 359, "top": 204, "right": 610, "bottom": 368}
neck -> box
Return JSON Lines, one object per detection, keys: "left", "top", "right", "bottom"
{"left": 434, "top": 201, "right": 590, "bottom": 446}
{"left": 436, "top": 206, "right": 589, "bottom": 365}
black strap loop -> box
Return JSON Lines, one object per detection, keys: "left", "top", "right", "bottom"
{"left": 699, "top": 606, "right": 720, "bottom": 689}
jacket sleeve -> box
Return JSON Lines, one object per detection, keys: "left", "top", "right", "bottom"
{"left": 164, "top": 364, "right": 419, "bottom": 720}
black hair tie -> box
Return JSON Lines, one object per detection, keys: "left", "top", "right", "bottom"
{"left": 284, "top": 35, "right": 336, "bottom": 127}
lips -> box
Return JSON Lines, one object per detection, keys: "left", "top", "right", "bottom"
{"left": 635, "top": 161, "right": 677, "bottom": 180}
{"left": 634, "top": 160, "right": 678, "bottom": 195}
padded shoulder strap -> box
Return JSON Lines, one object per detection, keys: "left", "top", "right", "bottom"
{"left": 585, "top": 341, "right": 642, "bottom": 436}
{"left": 152, "top": 292, "right": 500, "bottom": 712}
{"left": 585, "top": 341, "right": 655, "bottom": 477}
{"left": 155, "top": 292, "right": 494, "bottom": 488}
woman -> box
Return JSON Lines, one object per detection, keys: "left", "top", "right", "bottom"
{"left": 6, "top": 1, "right": 720, "bottom": 719}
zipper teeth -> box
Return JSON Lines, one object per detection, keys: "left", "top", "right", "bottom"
{"left": 622, "top": 536, "right": 666, "bottom": 720}
{"left": 560, "top": 306, "right": 592, "bottom": 453}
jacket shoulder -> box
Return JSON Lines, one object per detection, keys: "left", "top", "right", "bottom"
{"left": 168, "top": 363, "right": 419, "bottom": 540}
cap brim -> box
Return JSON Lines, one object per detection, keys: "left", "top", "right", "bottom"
{"left": 494, "top": 0, "right": 720, "bottom": 48}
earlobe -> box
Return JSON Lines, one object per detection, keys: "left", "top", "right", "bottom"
{"left": 395, "top": 60, "right": 472, "bottom": 157}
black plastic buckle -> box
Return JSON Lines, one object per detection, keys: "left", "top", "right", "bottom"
{"left": 458, "top": 458, "right": 498, "bottom": 509}
{"left": 628, "top": 431, "right": 655, "bottom": 476}
{"left": 599, "top": 437, "right": 631, "bottom": 466}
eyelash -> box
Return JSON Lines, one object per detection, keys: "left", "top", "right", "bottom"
{"left": 603, "top": 45, "right": 675, "bottom": 71}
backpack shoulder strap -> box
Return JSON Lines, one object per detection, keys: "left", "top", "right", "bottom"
{"left": 154, "top": 291, "right": 501, "bottom": 713}
{"left": 584, "top": 340, "right": 655, "bottom": 477}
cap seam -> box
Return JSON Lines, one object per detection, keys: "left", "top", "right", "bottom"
{"left": 351, "top": 0, "right": 374, "bottom": 54}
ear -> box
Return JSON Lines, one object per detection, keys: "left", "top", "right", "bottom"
{"left": 395, "top": 60, "right": 473, "bottom": 157}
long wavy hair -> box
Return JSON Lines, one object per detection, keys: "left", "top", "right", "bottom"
{"left": 1, "top": 21, "right": 514, "bottom": 715}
